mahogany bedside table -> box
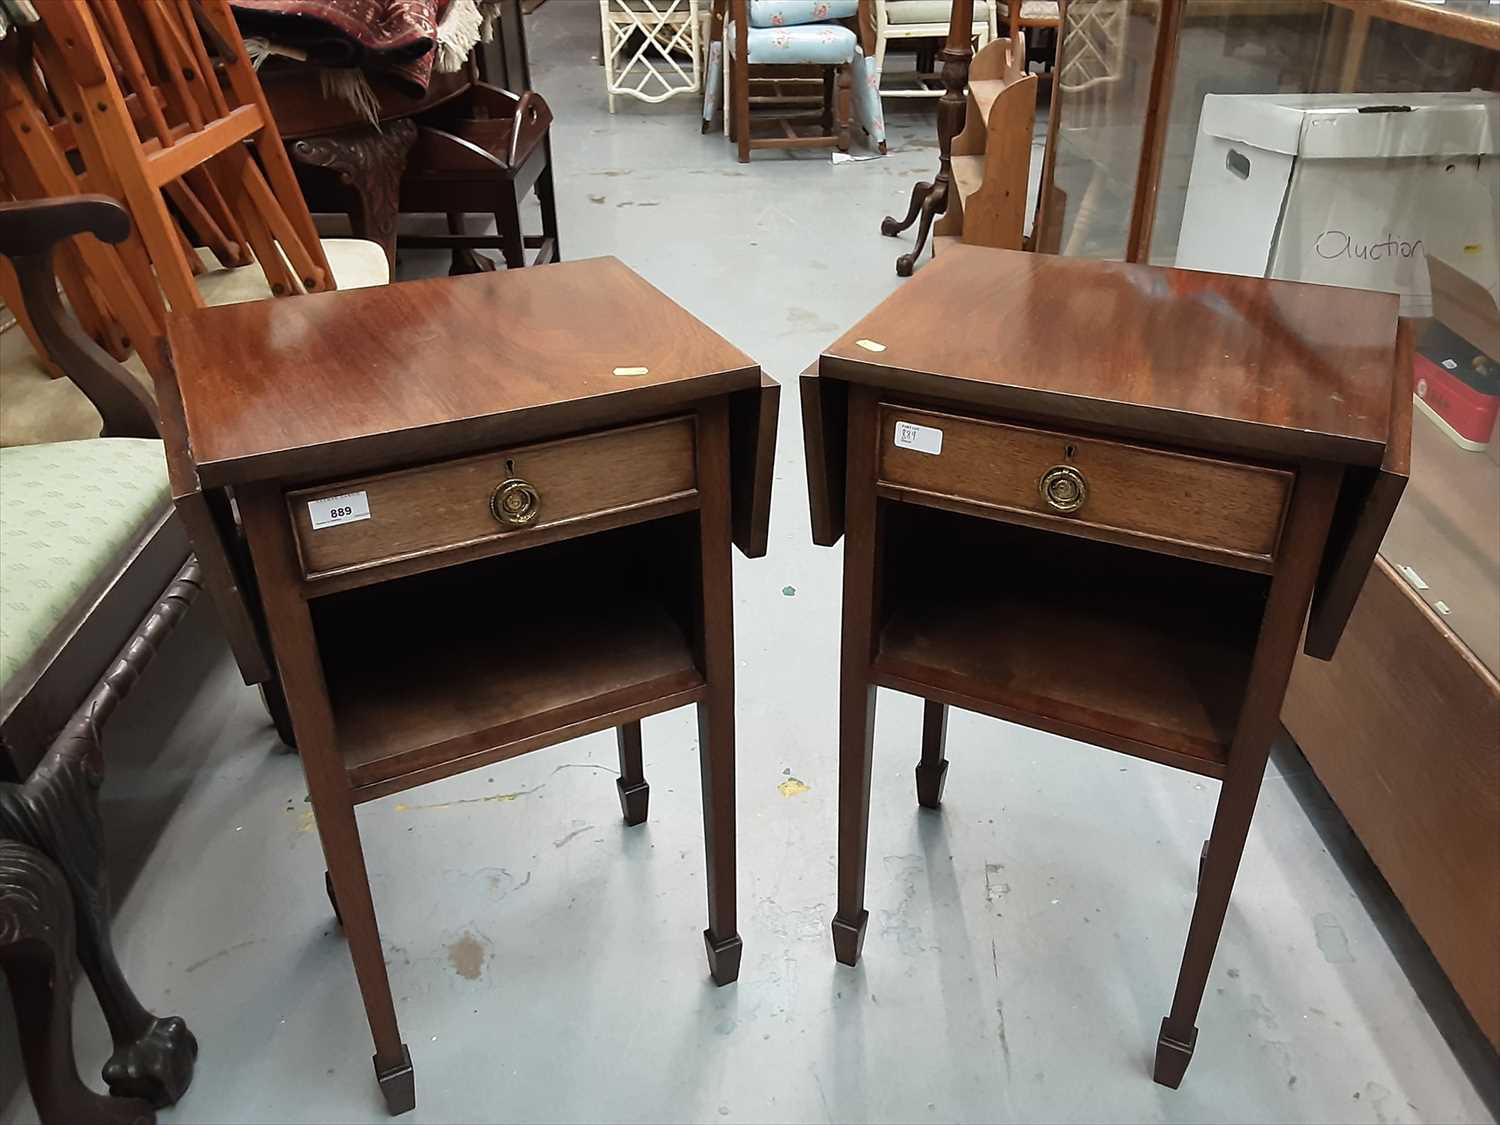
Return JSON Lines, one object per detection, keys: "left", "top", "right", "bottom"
{"left": 802, "top": 246, "right": 1411, "bottom": 1088}
{"left": 155, "top": 258, "right": 778, "bottom": 1114}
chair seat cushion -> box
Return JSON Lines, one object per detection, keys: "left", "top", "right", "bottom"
{"left": 193, "top": 238, "right": 390, "bottom": 306}
{"left": 0, "top": 438, "right": 169, "bottom": 694}
{"left": 735, "top": 21, "right": 857, "bottom": 64}
{"left": 997, "top": 0, "right": 1060, "bottom": 20}
{"left": 885, "top": 0, "right": 991, "bottom": 24}
{"left": 0, "top": 239, "right": 390, "bottom": 449}
{"left": 748, "top": 0, "right": 859, "bottom": 27}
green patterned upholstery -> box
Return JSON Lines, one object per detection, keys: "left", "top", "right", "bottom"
{"left": 0, "top": 438, "right": 169, "bottom": 695}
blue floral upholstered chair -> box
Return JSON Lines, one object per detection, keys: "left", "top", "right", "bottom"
{"left": 702, "top": 0, "right": 887, "bottom": 160}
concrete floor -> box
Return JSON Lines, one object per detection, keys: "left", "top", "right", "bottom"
{"left": 4, "top": 2, "right": 1498, "bottom": 1122}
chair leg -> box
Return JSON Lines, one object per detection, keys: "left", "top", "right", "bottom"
{"left": 822, "top": 67, "right": 835, "bottom": 135}
{"left": 0, "top": 841, "right": 157, "bottom": 1125}
{"left": 733, "top": 50, "right": 750, "bottom": 162}
{"left": 493, "top": 196, "right": 527, "bottom": 270}
{"left": 2, "top": 725, "right": 197, "bottom": 1109}
{"left": 836, "top": 65, "right": 852, "bottom": 153}
{"left": 535, "top": 158, "right": 561, "bottom": 263}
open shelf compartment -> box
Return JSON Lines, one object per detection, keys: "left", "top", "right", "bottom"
{"left": 311, "top": 516, "right": 704, "bottom": 799}
{"left": 871, "top": 505, "right": 1270, "bottom": 776}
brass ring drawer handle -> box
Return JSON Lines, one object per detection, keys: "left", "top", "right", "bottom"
{"left": 491, "top": 478, "right": 541, "bottom": 527}
{"left": 1039, "top": 464, "right": 1087, "bottom": 514}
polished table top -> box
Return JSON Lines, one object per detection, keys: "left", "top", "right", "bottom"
{"left": 820, "top": 246, "right": 1401, "bottom": 466}
{"left": 165, "top": 257, "right": 760, "bottom": 487}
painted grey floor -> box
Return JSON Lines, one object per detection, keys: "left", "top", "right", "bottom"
{"left": 4, "top": 2, "right": 1497, "bottom": 1122}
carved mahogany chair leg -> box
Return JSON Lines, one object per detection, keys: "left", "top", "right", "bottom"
{"left": 915, "top": 700, "right": 949, "bottom": 809}
{"left": 6, "top": 722, "right": 197, "bottom": 1108}
{"left": 287, "top": 120, "right": 416, "bottom": 278}
{"left": 615, "top": 722, "right": 649, "bottom": 826}
{"left": 1, "top": 840, "right": 157, "bottom": 1125}
{"left": 882, "top": 178, "right": 931, "bottom": 237}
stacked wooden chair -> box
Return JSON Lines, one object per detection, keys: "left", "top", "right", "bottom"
{"left": 0, "top": 0, "right": 332, "bottom": 382}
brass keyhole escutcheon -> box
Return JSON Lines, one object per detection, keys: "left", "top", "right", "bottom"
{"left": 1039, "top": 464, "right": 1087, "bottom": 514}
{"left": 491, "top": 478, "right": 540, "bottom": 527}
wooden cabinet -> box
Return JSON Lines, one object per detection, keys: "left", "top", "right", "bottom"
{"left": 805, "top": 245, "right": 1409, "bottom": 1090}
{"left": 159, "top": 257, "right": 777, "bottom": 1114}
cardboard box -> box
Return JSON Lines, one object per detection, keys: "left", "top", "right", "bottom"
{"left": 1175, "top": 92, "right": 1499, "bottom": 319}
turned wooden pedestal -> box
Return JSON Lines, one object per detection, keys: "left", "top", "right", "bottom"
{"left": 803, "top": 245, "right": 1411, "bottom": 1088}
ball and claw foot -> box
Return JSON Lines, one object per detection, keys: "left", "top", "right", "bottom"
{"left": 375, "top": 1044, "right": 415, "bottom": 1115}
{"left": 617, "top": 778, "right": 650, "bottom": 827}
{"left": 883, "top": 179, "right": 931, "bottom": 237}
{"left": 103, "top": 1015, "right": 199, "bottom": 1108}
{"left": 895, "top": 253, "right": 915, "bottom": 278}
{"left": 704, "top": 930, "right": 743, "bottom": 986}
{"left": 915, "top": 758, "right": 948, "bottom": 809}
{"left": 1153, "top": 1020, "right": 1197, "bottom": 1089}
{"left": 325, "top": 870, "right": 343, "bottom": 927}
{"left": 831, "top": 909, "right": 868, "bottom": 966}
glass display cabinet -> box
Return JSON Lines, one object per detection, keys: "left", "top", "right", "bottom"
{"left": 1036, "top": 0, "right": 1499, "bottom": 1053}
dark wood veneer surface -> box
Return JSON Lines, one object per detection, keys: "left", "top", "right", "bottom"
{"left": 167, "top": 256, "right": 760, "bottom": 486}
{"left": 821, "top": 246, "right": 1399, "bottom": 466}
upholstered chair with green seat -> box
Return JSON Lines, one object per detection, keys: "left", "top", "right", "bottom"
{"left": 0, "top": 191, "right": 392, "bottom": 1121}
{"left": 0, "top": 194, "right": 202, "bottom": 1124}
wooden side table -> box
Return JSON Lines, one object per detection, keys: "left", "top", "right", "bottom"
{"left": 802, "top": 245, "right": 1410, "bottom": 1088}
{"left": 156, "top": 258, "right": 778, "bottom": 1114}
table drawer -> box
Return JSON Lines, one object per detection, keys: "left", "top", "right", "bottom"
{"left": 288, "top": 416, "right": 697, "bottom": 579}
{"left": 877, "top": 406, "right": 1292, "bottom": 570}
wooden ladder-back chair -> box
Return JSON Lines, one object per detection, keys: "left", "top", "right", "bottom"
{"left": 29, "top": 0, "right": 331, "bottom": 312}
{"left": 0, "top": 34, "right": 169, "bottom": 380}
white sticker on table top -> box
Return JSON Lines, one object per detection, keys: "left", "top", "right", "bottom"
{"left": 307, "top": 491, "right": 371, "bottom": 530}
{"left": 893, "top": 420, "right": 943, "bottom": 456}
{"left": 1398, "top": 564, "right": 1428, "bottom": 591}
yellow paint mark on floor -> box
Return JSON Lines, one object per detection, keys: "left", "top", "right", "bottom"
{"left": 777, "top": 777, "right": 810, "bottom": 798}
